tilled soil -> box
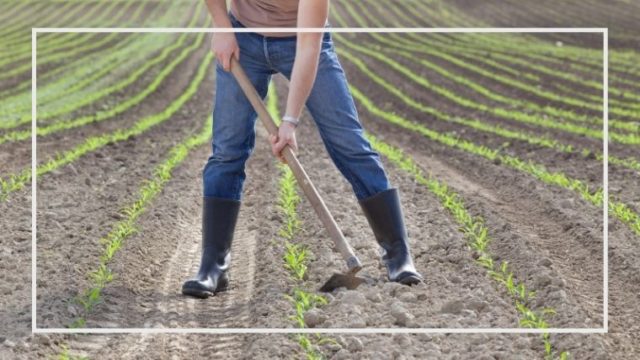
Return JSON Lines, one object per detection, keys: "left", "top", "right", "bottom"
{"left": 2, "top": 1, "right": 640, "bottom": 359}
{"left": 271, "top": 79, "right": 521, "bottom": 330}
{"left": 82, "top": 121, "right": 279, "bottom": 329}
{"left": 35, "top": 56, "right": 215, "bottom": 328}
{"left": 337, "top": 57, "right": 639, "bottom": 358}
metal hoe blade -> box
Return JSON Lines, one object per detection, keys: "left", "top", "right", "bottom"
{"left": 319, "top": 273, "right": 366, "bottom": 292}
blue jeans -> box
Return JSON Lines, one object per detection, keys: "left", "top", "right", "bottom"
{"left": 203, "top": 16, "right": 390, "bottom": 201}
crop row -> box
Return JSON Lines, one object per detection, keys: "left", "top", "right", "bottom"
{"left": 335, "top": 2, "right": 640, "bottom": 165}
{"left": 334, "top": 7, "right": 591, "bottom": 125}
{"left": 438, "top": 34, "right": 640, "bottom": 92}
{"left": 430, "top": 0, "right": 640, "bottom": 77}
{"left": 335, "top": 6, "right": 640, "bottom": 146}
{"left": 268, "top": 84, "right": 328, "bottom": 359}
{"left": 331, "top": 35, "right": 640, "bottom": 176}
{"left": 367, "top": 132, "right": 568, "bottom": 359}
{"left": 5, "top": 29, "right": 199, "bottom": 126}
{"left": 0, "top": 1, "right": 36, "bottom": 31}
{"left": 349, "top": 85, "right": 640, "bottom": 237}
{"left": 0, "top": 52, "right": 213, "bottom": 201}
{"left": 342, "top": 1, "right": 640, "bottom": 126}
{"left": 336, "top": 38, "right": 606, "bottom": 141}
{"left": 1, "top": 32, "right": 172, "bottom": 117}
{"left": 441, "top": 0, "right": 636, "bottom": 57}
{"left": 0, "top": 1, "right": 75, "bottom": 45}
{"left": 2, "top": 31, "right": 205, "bottom": 142}
{"left": 0, "top": 0, "right": 128, "bottom": 67}
{"left": 401, "top": 0, "right": 640, "bottom": 72}
{"left": 354, "top": 0, "right": 640, "bottom": 118}
{"left": 1, "top": 1, "right": 82, "bottom": 52}
{"left": 0, "top": 1, "right": 192, "bottom": 84}
{"left": 69, "top": 112, "right": 213, "bottom": 328}
{"left": 487, "top": 0, "right": 639, "bottom": 46}
{"left": 335, "top": 38, "right": 640, "bottom": 174}
{"left": 2, "top": 30, "right": 133, "bottom": 83}
{"left": 0, "top": 35, "right": 204, "bottom": 145}
{"left": 0, "top": 0, "right": 185, "bottom": 103}
{"left": 398, "top": 35, "right": 640, "bottom": 117}
{"left": 335, "top": 46, "right": 640, "bottom": 178}
{"left": 0, "top": 3, "right": 206, "bottom": 134}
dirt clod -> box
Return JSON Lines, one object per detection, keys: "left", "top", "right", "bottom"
{"left": 339, "top": 290, "right": 368, "bottom": 306}
{"left": 303, "top": 309, "right": 325, "bottom": 328}
{"left": 347, "top": 338, "right": 364, "bottom": 352}
{"left": 439, "top": 300, "right": 464, "bottom": 314}
{"left": 390, "top": 302, "right": 414, "bottom": 327}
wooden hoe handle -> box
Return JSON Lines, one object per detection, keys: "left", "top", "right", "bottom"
{"left": 229, "top": 59, "right": 362, "bottom": 274}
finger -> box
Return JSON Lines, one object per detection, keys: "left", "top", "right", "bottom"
{"left": 275, "top": 137, "right": 287, "bottom": 154}
{"left": 222, "top": 53, "right": 230, "bottom": 72}
{"left": 269, "top": 134, "right": 277, "bottom": 145}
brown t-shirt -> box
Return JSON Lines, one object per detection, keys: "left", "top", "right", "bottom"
{"left": 231, "top": 0, "right": 299, "bottom": 37}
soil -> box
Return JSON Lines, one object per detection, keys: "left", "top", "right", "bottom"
{"left": 1, "top": 0, "right": 640, "bottom": 359}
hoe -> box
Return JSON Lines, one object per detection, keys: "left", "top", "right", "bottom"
{"left": 230, "top": 58, "right": 366, "bottom": 292}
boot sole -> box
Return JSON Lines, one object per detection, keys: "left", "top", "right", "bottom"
{"left": 181, "top": 283, "right": 229, "bottom": 299}
{"left": 397, "top": 274, "right": 423, "bottom": 286}
{"left": 182, "top": 287, "right": 213, "bottom": 299}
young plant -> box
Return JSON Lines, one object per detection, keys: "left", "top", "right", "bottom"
{"left": 285, "top": 288, "right": 328, "bottom": 328}
{"left": 283, "top": 242, "right": 309, "bottom": 281}
{"left": 56, "top": 344, "right": 89, "bottom": 360}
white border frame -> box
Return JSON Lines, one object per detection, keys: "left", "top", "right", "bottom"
{"left": 32, "top": 27, "right": 608, "bottom": 335}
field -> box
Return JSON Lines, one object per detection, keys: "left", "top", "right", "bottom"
{"left": 0, "top": 0, "right": 639, "bottom": 358}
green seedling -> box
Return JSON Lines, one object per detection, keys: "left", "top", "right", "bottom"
{"left": 337, "top": 40, "right": 608, "bottom": 142}
{"left": 56, "top": 344, "right": 89, "bottom": 360}
{"left": 283, "top": 242, "right": 309, "bottom": 281}
{"left": 285, "top": 288, "right": 328, "bottom": 328}
{"left": 296, "top": 334, "right": 325, "bottom": 360}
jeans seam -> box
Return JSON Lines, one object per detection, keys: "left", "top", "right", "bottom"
{"left": 263, "top": 38, "right": 274, "bottom": 70}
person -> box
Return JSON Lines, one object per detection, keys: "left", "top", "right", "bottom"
{"left": 182, "top": 0, "right": 423, "bottom": 299}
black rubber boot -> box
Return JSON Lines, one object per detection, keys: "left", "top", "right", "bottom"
{"left": 359, "top": 188, "right": 423, "bottom": 285}
{"left": 182, "top": 197, "right": 241, "bottom": 299}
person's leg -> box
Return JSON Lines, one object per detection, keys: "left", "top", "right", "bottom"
{"left": 183, "top": 27, "right": 274, "bottom": 298}
{"left": 270, "top": 34, "right": 389, "bottom": 200}
{"left": 203, "top": 48, "right": 273, "bottom": 200}
{"left": 271, "top": 34, "right": 422, "bottom": 285}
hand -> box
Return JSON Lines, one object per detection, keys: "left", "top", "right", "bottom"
{"left": 269, "top": 122, "right": 298, "bottom": 163}
{"left": 211, "top": 32, "right": 239, "bottom": 71}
